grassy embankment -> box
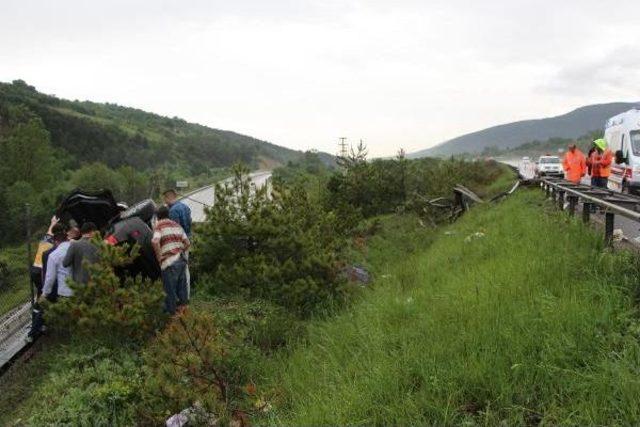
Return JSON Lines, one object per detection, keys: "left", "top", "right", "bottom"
{"left": 268, "top": 190, "right": 640, "bottom": 425}
{"left": 8, "top": 166, "right": 640, "bottom": 425}
{"left": 0, "top": 246, "right": 29, "bottom": 317}
{"left": 0, "top": 163, "right": 513, "bottom": 424}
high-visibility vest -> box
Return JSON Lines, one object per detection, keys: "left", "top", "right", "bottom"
{"left": 588, "top": 149, "right": 613, "bottom": 178}
{"left": 562, "top": 150, "right": 586, "bottom": 183}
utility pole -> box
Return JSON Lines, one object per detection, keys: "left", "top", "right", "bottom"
{"left": 338, "top": 137, "right": 348, "bottom": 158}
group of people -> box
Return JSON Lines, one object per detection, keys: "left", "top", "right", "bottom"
{"left": 31, "top": 218, "right": 99, "bottom": 301}
{"left": 30, "top": 188, "right": 193, "bottom": 316}
{"left": 562, "top": 138, "right": 613, "bottom": 186}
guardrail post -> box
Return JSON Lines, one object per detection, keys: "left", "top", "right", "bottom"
{"left": 605, "top": 212, "right": 615, "bottom": 246}
{"left": 557, "top": 190, "right": 565, "bottom": 210}
{"left": 582, "top": 203, "right": 591, "bottom": 223}
{"left": 25, "top": 203, "right": 34, "bottom": 307}
{"left": 567, "top": 195, "right": 577, "bottom": 216}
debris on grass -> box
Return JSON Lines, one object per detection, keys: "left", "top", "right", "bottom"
{"left": 464, "top": 232, "right": 486, "bottom": 243}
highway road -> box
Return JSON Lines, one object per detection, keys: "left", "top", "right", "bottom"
{"left": 506, "top": 158, "right": 640, "bottom": 242}
{"left": 179, "top": 170, "right": 272, "bottom": 222}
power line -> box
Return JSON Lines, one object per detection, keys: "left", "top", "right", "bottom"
{"left": 338, "top": 137, "right": 348, "bottom": 158}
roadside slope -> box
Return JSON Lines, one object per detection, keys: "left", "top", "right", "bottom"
{"left": 270, "top": 190, "right": 640, "bottom": 425}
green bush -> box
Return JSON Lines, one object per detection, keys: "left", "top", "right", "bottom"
{"left": 326, "top": 148, "right": 507, "bottom": 219}
{"left": 141, "top": 308, "right": 265, "bottom": 424}
{"left": 196, "top": 296, "right": 304, "bottom": 354}
{"left": 195, "top": 165, "right": 348, "bottom": 316}
{"left": 26, "top": 346, "right": 143, "bottom": 426}
{"left": 45, "top": 240, "right": 166, "bottom": 343}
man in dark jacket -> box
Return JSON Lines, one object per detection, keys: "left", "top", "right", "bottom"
{"left": 63, "top": 222, "right": 99, "bottom": 284}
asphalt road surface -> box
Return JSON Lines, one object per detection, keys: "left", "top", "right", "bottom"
{"left": 180, "top": 170, "right": 272, "bottom": 222}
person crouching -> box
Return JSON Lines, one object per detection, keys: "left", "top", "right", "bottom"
{"left": 152, "top": 206, "right": 190, "bottom": 315}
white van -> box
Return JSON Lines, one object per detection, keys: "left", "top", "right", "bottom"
{"left": 605, "top": 108, "right": 640, "bottom": 194}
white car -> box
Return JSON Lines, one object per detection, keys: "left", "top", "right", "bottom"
{"left": 536, "top": 156, "right": 563, "bottom": 177}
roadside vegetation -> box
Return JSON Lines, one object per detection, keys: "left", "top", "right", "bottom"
{"left": 0, "top": 246, "right": 28, "bottom": 316}
{"left": 269, "top": 190, "right": 640, "bottom": 425}
{"left": 0, "top": 78, "right": 309, "bottom": 328}
{"left": 17, "top": 151, "right": 636, "bottom": 425}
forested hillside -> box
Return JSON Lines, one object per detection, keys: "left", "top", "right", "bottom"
{"left": 479, "top": 131, "right": 603, "bottom": 159}
{"left": 411, "top": 102, "right": 638, "bottom": 157}
{"left": 0, "top": 80, "right": 300, "bottom": 172}
{"left": 0, "top": 80, "right": 305, "bottom": 244}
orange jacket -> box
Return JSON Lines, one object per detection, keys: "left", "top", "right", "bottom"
{"left": 587, "top": 149, "right": 613, "bottom": 178}
{"left": 562, "top": 149, "right": 586, "bottom": 183}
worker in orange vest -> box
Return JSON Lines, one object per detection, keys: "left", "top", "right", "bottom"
{"left": 562, "top": 143, "right": 586, "bottom": 184}
{"left": 586, "top": 138, "right": 613, "bottom": 188}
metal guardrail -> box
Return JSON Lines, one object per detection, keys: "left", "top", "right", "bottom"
{"left": 0, "top": 204, "right": 37, "bottom": 371}
{"left": 541, "top": 177, "right": 640, "bottom": 245}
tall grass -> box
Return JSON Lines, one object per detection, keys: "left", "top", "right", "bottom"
{"left": 269, "top": 190, "right": 640, "bottom": 425}
{"left": 0, "top": 245, "right": 29, "bottom": 317}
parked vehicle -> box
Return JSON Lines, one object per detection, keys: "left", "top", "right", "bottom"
{"left": 518, "top": 156, "right": 536, "bottom": 180}
{"left": 535, "top": 155, "right": 563, "bottom": 177}
{"left": 56, "top": 189, "right": 160, "bottom": 280}
{"left": 605, "top": 108, "right": 640, "bottom": 194}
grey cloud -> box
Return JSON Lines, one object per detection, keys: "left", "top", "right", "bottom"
{"left": 542, "top": 47, "right": 640, "bottom": 97}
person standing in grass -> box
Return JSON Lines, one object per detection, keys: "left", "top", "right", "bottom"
{"left": 152, "top": 206, "right": 190, "bottom": 315}
{"left": 163, "top": 188, "right": 193, "bottom": 297}
{"left": 562, "top": 143, "right": 586, "bottom": 184}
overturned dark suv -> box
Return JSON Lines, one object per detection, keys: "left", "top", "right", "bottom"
{"left": 56, "top": 189, "right": 161, "bottom": 280}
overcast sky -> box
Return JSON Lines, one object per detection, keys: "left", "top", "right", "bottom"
{"left": 1, "top": 0, "right": 639, "bottom": 157}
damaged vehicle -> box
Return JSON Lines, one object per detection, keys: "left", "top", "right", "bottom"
{"left": 56, "top": 189, "right": 161, "bottom": 280}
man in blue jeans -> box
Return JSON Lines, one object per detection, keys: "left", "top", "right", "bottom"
{"left": 152, "top": 206, "right": 190, "bottom": 315}
{"left": 163, "top": 188, "right": 193, "bottom": 297}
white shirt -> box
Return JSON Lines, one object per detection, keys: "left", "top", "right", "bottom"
{"left": 43, "top": 241, "right": 73, "bottom": 297}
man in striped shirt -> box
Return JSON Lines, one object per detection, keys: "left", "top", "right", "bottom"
{"left": 152, "top": 206, "right": 190, "bottom": 314}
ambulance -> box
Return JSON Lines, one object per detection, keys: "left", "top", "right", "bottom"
{"left": 606, "top": 108, "right": 640, "bottom": 194}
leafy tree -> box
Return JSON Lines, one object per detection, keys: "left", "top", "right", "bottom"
{"left": 0, "top": 113, "right": 55, "bottom": 190}
{"left": 0, "top": 181, "right": 51, "bottom": 243}
{"left": 70, "top": 162, "right": 123, "bottom": 195}
{"left": 117, "top": 166, "right": 150, "bottom": 204}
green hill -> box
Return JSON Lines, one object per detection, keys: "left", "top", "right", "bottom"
{"left": 0, "top": 79, "right": 312, "bottom": 244}
{"left": 0, "top": 80, "right": 300, "bottom": 174}
{"left": 411, "top": 102, "right": 639, "bottom": 158}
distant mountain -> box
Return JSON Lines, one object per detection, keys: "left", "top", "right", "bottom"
{"left": 410, "top": 102, "right": 640, "bottom": 158}
{"left": 0, "top": 80, "right": 306, "bottom": 174}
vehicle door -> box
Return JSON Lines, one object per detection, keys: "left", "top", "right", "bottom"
{"left": 607, "top": 130, "right": 625, "bottom": 192}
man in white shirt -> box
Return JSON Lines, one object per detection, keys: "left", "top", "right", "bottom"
{"left": 42, "top": 238, "right": 73, "bottom": 299}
